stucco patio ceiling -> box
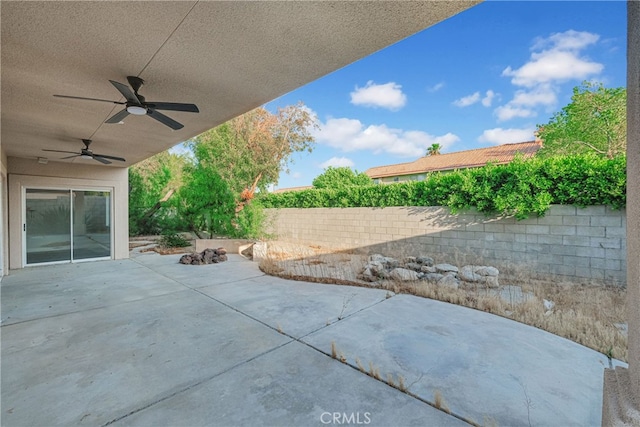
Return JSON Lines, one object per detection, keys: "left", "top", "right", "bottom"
{"left": 1, "top": 1, "right": 480, "bottom": 167}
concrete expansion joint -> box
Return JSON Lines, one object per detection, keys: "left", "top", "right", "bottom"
{"left": 300, "top": 334, "right": 478, "bottom": 426}
{"left": 100, "top": 341, "right": 296, "bottom": 427}
{"left": 296, "top": 292, "right": 397, "bottom": 342}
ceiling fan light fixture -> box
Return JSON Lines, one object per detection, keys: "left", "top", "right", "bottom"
{"left": 80, "top": 154, "right": 93, "bottom": 159}
{"left": 126, "top": 105, "right": 147, "bottom": 115}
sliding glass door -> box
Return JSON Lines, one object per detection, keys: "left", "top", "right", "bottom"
{"left": 25, "top": 189, "right": 71, "bottom": 264}
{"left": 25, "top": 188, "right": 111, "bottom": 265}
{"left": 73, "top": 191, "right": 111, "bottom": 260}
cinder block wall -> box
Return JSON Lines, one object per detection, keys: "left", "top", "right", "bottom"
{"left": 265, "top": 205, "right": 627, "bottom": 286}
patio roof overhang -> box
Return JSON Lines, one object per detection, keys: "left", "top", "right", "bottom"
{"left": 1, "top": 1, "right": 481, "bottom": 167}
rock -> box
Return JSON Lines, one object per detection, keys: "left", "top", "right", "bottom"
{"left": 403, "top": 256, "right": 417, "bottom": 264}
{"left": 202, "top": 248, "right": 217, "bottom": 263}
{"left": 481, "top": 276, "right": 500, "bottom": 288}
{"left": 359, "top": 268, "right": 378, "bottom": 282}
{"left": 459, "top": 265, "right": 482, "bottom": 282}
{"left": 475, "top": 266, "right": 499, "bottom": 277}
{"left": 416, "top": 256, "right": 434, "bottom": 266}
{"left": 543, "top": 299, "right": 555, "bottom": 311}
{"left": 435, "top": 263, "right": 458, "bottom": 273}
{"left": 405, "top": 262, "right": 423, "bottom": 272}
{"left": 364, "top": 261, "right": 385, "bottom": 276}
{"left": 437, "top": 275, "right": 459, "bottom": 289}
{"left": 389, "top": 268, "right": 420, "bottom": 282}
{"left": 423, "top": 273, "right": 444, "bottom": 282}
{"left": 368, "top": 254, "right": 399, "bottom": 268}
{"left": 421, "top": 266, "right": 436, "bottom": 273}
{"left": 179, "top": 248, "right": 228, "bottom": 265}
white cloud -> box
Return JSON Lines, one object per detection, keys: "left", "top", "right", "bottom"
{"left": 350, "top": 81, "right": 407, "bottom": 110}
{"left": 502, "top": 30, "right": 603, "bottom": 87}
{"left": 291, "top": 172, "right": 302, "bottom": 179}
{"left": 481, "top": 90, "right": 497, "bottom": 107}
{"left": 494, "top": 85, "right": 557, "bottom": 122}
{"left": 495, "top": 31, "right": 602, "bottom": 122}
{"left": 510, "top": 84, "right": 557, "bottom": 107}
{"left": 531, "top": 29, "right": 600, "bottom": 52}
{"left": 453, "top": 91, "right": 480, "bottom": 107}
{"left": 494, "top": 105, "right": 536, "bottom": 122}
{"left": 427, "top": 82, "right": 445, "bottom": 92}
{"left": 478, "top": 127, "right": 536, "bottom": 145}
{"left": 315, "top": 117, "right": 459, "bottom": 158}
{"left": 319, "top": 157, "right": 355, "bottom": 169}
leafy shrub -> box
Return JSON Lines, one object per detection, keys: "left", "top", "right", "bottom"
{"left": 233, "top": 201, "right": 267, "bottom": 239}
{"left": 312, "top": 166, "right": 373, "bottom": 189}
{"left": 159, "top": 232, "right": 190, "bottom": 248}
{"left": 259, "top": 154, "right": 626, "bottom": 219}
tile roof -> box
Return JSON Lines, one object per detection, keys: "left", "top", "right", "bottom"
{"left": 365, "top": 140, "right": 542, "bottom": 179}
{"left": 272, "top": 185, "right": 313, "bottom": 193}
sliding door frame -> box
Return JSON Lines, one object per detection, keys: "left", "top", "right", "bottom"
{"left": 22, "top": 185, "right": 114, "bottom": 267}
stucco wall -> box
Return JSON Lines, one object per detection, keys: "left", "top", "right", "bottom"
{"left": 1, "top": 149, "right": 7, "bottom": 276}
{"left": 7, "top": 157, "right": 129, "bottom": 269}
{"left": 265, "top": 205, "right": 627, "bottom": 286}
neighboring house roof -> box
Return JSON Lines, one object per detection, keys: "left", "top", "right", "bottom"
{"left": 272, "top": 185, "right": 313, "bottom": 193}
{"left": 365, "top": 140, "right": 542, "bottom": 179}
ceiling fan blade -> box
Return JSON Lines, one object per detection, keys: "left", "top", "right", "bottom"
{"left": 105, "top": 108, "right": 130, "bottom": 124}
{"left": 54, "top": 94, "right": 126, "bottom": 104}
{"left": 148, "top": 109, "right": 184, "bottom": 130}
{"left": 92, "top": 153, "right": 126, "bottom": 162}
{"left": 92, "top": 156, "right": 111, "bottom": 165}
{"left": 61, "top": 154, "right": 81, "bottom": 160}
{"left": 147, "top": 102, "right": 199, "bottom": 113}
{"left": 109, "top": 80, "right": 140, "bottom": 104}
{"left": 42, "top": 149, "right": 80, "bottom": 155}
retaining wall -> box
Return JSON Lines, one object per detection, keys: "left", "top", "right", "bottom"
{"left": 265, "top": 205, "right": 627, "bottom": 286}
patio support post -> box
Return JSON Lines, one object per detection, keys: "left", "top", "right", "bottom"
{"left": 602, "top": 1, "right": 640, "bottom": 424}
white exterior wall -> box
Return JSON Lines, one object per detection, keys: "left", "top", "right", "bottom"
{"left": 7, "top": 157, "right": 129, "bottom": 270}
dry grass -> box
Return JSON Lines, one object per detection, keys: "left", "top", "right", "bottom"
{"left": 434, "top": 390, "right": 451, "bottom": 414}
{"left": 260, "top": 241, "right": 628, "bottom": 362}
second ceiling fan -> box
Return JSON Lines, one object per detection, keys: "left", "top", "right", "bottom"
{"left": 54, "top": 76, "right": 199, "bottom": 130}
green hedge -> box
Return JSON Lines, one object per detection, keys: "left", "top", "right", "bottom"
{"left": 260, "top": 154, "right": 626, "bottom": 219}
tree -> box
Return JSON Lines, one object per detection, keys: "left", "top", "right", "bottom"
{"left": 537, "top": 81, "right": 626, "bottom": 159}
{"left": 189, "top": 102, "right": 317, "bottom": 200}
{"left": 312, "top": 166, "right": 372, "bottom": 189}
{"left": 128, "top": 151, "right": 187, "bottom": 235}
{"left": 177, "top": 163, "right": 236, "bottom": 236}
{"left": 182, "top": 102, "right": 317, "bottom": 236}
{"left": 427, "top": 143, "right": 442, "bottom": 156}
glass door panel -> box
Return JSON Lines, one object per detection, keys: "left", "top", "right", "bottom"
{"left": 25, "top": 189, "right": 71, "bottom": 264}
{"left": 73, "top": 191, "right": 111, "bottom": 260}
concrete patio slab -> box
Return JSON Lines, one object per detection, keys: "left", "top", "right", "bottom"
{"left": 1, "top": 259, "right": 183, "bottom": 325}
{"left": 2, "top": 289, "right": 290, "bottom": 426}
{"left": 303, "top": 294, "right": 625, "bottom": 426}
{"left": 1, "top": 255, "right": 623, "bottom": 426}
{"left": 132, "top": 253, "right": 265, "bottom": 287}
{"left": 197, "top": 274, "right": 391, "bottom": 338}
{"left": 112, "top": 340, "right": 466, "bottom": 427}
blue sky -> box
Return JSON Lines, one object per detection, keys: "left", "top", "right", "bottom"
{"left": 262, "top": 0, "right": 626, "bottom": 190}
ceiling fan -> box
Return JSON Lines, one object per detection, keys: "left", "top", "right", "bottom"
{"left": 53, "top": 76, "right": 199, "bottom": 130}
{"left": 43, "top": 139, "right": 125, "bottom": 164}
